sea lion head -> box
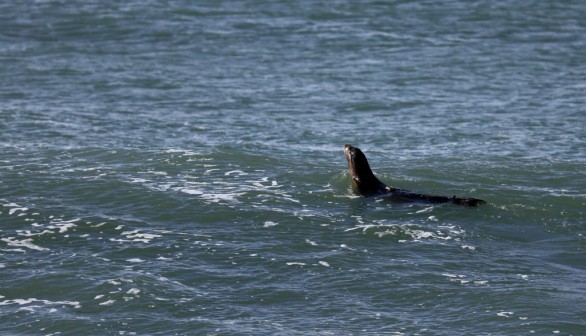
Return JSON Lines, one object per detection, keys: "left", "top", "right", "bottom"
{"left": 343, "top": 144, "right": 388, "bottom": 196}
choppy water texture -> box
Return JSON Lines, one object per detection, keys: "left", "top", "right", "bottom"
{"left": 1, "top": 1, "right": 585, "bottom": 335}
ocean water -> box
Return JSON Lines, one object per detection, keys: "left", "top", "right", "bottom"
{"left": 1, "top": 1, "right": 585, "bottom": 335}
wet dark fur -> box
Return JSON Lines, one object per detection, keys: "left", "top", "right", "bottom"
{"left": 343, "top": 144, "right": 485, "bottom": 207}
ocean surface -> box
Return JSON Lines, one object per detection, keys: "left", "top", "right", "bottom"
{"left": 1, "top": 1, "right": 585, "bottom": 335}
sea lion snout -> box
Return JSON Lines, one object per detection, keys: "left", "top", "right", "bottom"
{"left": 343, "top": 144, "right": 360, "bottom": 162}
{"left": 343, "top": 144, "right": 359, "bottom": 174}
{"left": 343, "top": 144, "right": 354, "bottom": 157}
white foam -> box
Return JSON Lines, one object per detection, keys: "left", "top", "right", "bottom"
{"left": 99, "top": 300, "right": 116, "bottom": 306}
{"left": 165, "top": 149, "right": 200, "bottom": 157}
{"left": 129, "top": 178, "right": 148, "bottom": 183}
{"left": 47, "top": 218, "right": 80, "bottom": 233}
{"left": 305, "top": 239, "right": 318, "bottom": 246}
{"left": 225, "top": 170, "right": 248, "bottom": 176}
{"left": 109, "top": 238, "right": 131, "bottom": 243}
{"left": 17, "top": 230, "right": 52, "bottom": 237}
{"left": 281, "top": 196, "right": 300, "bottom": 203}
{"left": 0, "top": 298, "right": 36, "bottom": 306}
{"left": 403, "top": 228, "right": 437, "bottom": 240}
{"left": 496, "top": 311, "right": 514, "bottom": 318}
{"left": 8, "top": 207, "right": 28, "bottom": 215}
{"left": 1, "top": 237, "right": 49, "bottom": 251}
{"left": 318, "top": 261, "right": 330, "bottom": 267}
{"left": 165, "top": 149, "right": 183, "bottom": 153}
{"left": 344, "top": 224, "right": 377, "bottom": 232}
{"left": 442, "top": 273, "right": 463, "bottom": 278}
{"left": 415, "top": 206, "right": 434, "bottom": 214}
{"left": 126, "top": 258, "right": 144, "bottom": 263}
{"left": 200, "top": 192, "right": 241, "bottom": 203}
{"left": 126, "top": 288, "right": 140, "bottom": 295}
{"left": 180, "top": 188, "right": 204, "bottom": 195}
{"left": 347, "top": 222, "right": 462, "bottom": 242}
{"left": 0, "top": 297, "right": 80, "bottom": 309}
{"left": 263, "top": 221, "right": 278, "bottom": 227}
{"left": 286, "top": 262, "right": 306, "bottom": 266}
{"left": 121, "top": 230, "right": 161, "bottom": 243}
{"left": 442, "top": 273, "right": 473, "bottom": 284}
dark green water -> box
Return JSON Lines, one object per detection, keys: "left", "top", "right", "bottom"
{"left": 1, "top": 1, "right": 585, "bottom": 335}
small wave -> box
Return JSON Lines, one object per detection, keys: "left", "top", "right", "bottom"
{"left": 121, "top": 230, "right": 161, "bottom": 243}
{"left": 0, "top": 297, "right": 81, "bottom": 310}
{"left": 345, "top": 221, "right": 465, "bottom": 243}
{"left": 441, "top": 273, "right": 489, "bottom": 285}
{"left": 1, "top": 237, "right": 49, "bottom": 252}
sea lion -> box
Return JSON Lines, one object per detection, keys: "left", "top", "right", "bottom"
{"left": 343, "top": 144, "right": 485, "bottom": 207}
